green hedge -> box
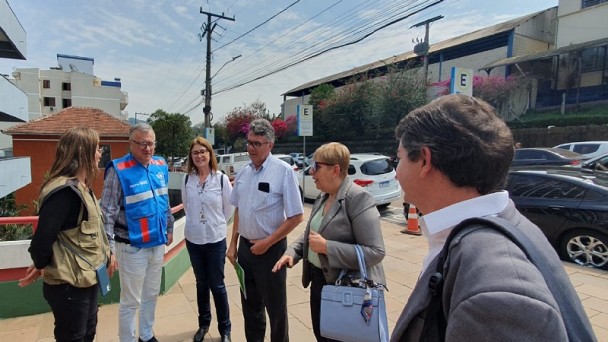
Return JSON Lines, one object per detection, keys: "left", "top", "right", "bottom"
{"left": 508, "top": 104, "right": 608, "bottom": 129}
{"left": 508, "top": 115, "right": 608, "bottom": 129}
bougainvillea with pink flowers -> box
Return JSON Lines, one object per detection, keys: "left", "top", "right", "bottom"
{"left": 431, "top": 75, "right": 532, "bottom": 120}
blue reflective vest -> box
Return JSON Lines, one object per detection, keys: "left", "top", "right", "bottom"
{"left": 110, "top": 154, "right": 169, "bottom": 248}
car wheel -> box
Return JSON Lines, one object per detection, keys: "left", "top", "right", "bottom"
{"left": 559, "top": 230, "right": 608, "bottom": 270}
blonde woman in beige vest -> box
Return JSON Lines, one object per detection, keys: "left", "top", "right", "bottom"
{"left": 19, "top": 127, "right": 112, "bottom": 342}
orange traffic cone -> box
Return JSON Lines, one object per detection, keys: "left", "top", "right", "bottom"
{"left": 401, "top": 204, "right": 422, "bottom": 236}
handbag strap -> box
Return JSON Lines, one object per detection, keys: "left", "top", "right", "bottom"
{"left": 354, "top": 244, "right": 368, "bottom": 280}
{"left": 335, "top": 244, "right": 368, "bottom": 284}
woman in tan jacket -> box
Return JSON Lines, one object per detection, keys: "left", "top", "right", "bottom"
{"left": 19, "top": 127, "right": 112, "bottom": 342}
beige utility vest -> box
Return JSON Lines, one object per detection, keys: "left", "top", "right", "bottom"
{"left": 39, "top": 177, "right": 110, "bottom": 287}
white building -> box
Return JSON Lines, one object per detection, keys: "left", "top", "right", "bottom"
{"left": 0, "top": 0, "right": 31, "bottom": 198}
{"left": 11, "top": 54, "right": 129, "bottom": 121}
{"left": 556, "top": 0, "right": 608, "bottom": 48}
{"left": 483, "top": 1, "right": 608, "bottom": 107}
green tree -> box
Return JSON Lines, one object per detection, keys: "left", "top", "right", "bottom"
{"left": 309, "top": 83, "right": 335, "bottom": 108}
{"left": 148, "top": 109, "right": 194, "bottom": 161}
{"left": 0, "top": 193, "right": 31, "bottom": 241}
{"left": 212, "top": 122, "right": 229, "bottom": 151}
{"left": 326, "top": 75, "right": 376, "bottom": 136}
{"left": 308, "top": 84, "right": 336, "bottom": 137}
{"left": 370, "top": 66, "right": 427, "bottom": 130}
{"left": 249, "top": 100, "right": 274, "bottom": 120}
{"left": 192, "top": 122, "right": 205, "bottom": 137}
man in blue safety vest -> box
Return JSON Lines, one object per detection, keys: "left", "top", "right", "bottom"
{"left": 101, "top": 123, "right": 174, "bottom": 342}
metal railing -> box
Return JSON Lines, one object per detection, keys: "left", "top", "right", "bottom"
{"left": 0, "top": 204, "right": 184, "bottom": 236}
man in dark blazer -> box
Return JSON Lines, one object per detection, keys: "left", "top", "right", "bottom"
{"left": 390, "top": 94, "right": 595, "bottom": 341}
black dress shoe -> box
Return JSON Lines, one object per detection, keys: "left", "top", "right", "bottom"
{"left": 138, "top": 337, "right": 158, "bottom": 342}
{"left": 193, "top": 327, "right": 209, "bottom": 342}
{"left": 221, "top": 334, "right": 232, "bottom": 342}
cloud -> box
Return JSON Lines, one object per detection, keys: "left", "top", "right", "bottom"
{"left": 0, "top": 0, "right": 558, "bottom": 127}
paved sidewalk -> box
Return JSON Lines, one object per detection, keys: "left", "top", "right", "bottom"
{"left": 1, "top": 204, "right": 607, "bottom": 341}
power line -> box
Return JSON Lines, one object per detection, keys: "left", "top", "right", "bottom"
{"left": 164, "top": 0, "right": 443, "bottom": 116}
{"left": 215, "top": 0, "right": 443, "bottom": 94}
{"left": 213, "top": 0, "right": 421, "bottom": 89}
{"left": 211, "top": 0, "right": 302, "bottom": 53}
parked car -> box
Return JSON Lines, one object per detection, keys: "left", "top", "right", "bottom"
{"left": 288, "top": 152, "right": 305, "bottom": 168}
{"left": 170, "top": 157, "right": 186, "bottom": 172}
{"left": 304, "top": 153, "right": 314, "bottom": 166}
{"left": 289, "top": 152, "right": 304, "bottom": 161}
{"left": 505, "top": 166, "right": 608, "bottom": 270}
{"left": 297, "top": 153, "right": 401, "bottom": 208}
{"left": 511, "top": 148, "right": 584, "bottom": 167}
{"left": 217, "top": 152, "right": 250, "bottom": 177}
{"left": 581, "top": 153, "right": 608, "bottom": 171}
{"left": 274, "top": 154, "right": 299, "bottom": 171}
{"left": 554, "top": 141, "right": 608, "bottom": 159}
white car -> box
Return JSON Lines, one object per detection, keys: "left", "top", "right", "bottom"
{"left": 274, "top": 154, "right": 300, "bottom": 171}
{"left": 297, "top": 153, "right": 401, "bottom": 208}
{"left": 554, "top": 141, "right": 608, "bottom": 159}
{"left": 217, "top": 152, "right": 250, "bottom": 177}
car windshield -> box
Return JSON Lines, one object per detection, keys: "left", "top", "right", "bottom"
{"left": 359, "top": 158, "right": 393, "bottom": 175}
{"left": 278, "top": 156, "right": 294, "bottom": 165}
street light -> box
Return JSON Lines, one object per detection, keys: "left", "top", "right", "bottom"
{"left": 211, "top": 54, "right": 242, "bottom": 80}
{"left": 203, "top": 54, "right": 241, "bottom": 128}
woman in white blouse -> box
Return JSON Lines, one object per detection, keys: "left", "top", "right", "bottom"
{"left": 182, "top": 137, "right": 234, "bottom": 342}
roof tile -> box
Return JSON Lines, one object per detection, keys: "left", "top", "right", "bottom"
{"left": 3, "top": 107, "right": 131, "bottom": 136}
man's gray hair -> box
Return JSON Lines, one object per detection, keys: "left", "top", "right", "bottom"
{"left": 129, "top": 122, "right": 154, "bottom": 139}
{"left": 249, "top": 118, "right": 275, "bottom": 143}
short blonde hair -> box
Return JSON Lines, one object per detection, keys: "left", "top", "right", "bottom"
{"left": 314, "top": 142, "right": 350, "bottom": 178}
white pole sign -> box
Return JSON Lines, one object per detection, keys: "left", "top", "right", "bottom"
{"left": 450, "top": 67, "right": 473, "bottom": 96}
{"left": 297, "top": 104, "right": 313, "bottom": 137}
{"left": 205, "top": 127, "right": 215, "bottom": 145}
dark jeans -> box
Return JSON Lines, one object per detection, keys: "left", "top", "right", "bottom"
{"left": 186, "top": 238, "right": 231, "bottom": 335}
{"left": 43, "top": 282, "right": 99, "bottom": 342}
{"left": 310, "top": 265, "right": 340, "bottom": 342}
{"left": 238, "top": 236, "right": 288, "bottom": 342}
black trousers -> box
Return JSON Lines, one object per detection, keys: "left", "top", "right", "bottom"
{"left": 238, "top": 236, "right": 288, "bottom": 342}
{"left": 43, "top": 282, "right": 99, "bottom": 342}
{"left": 186, "top": 238, "right": 231, "bottom": 335}
{"left": 310, "top": 265, "right": 340, "bottom": 342}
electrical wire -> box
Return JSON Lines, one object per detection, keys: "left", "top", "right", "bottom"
{"left": 211, "top": 0, "right": 302, "bottom": 53}
{"left": 215, "top": 0, "right": 443, "bottom": 94}
{"left": 164, "top": 0, "right": 443, "bottom": 115}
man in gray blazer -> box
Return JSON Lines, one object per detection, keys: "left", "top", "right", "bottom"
{"left": 390, "top": 94, "right": 595, "bottom": 341}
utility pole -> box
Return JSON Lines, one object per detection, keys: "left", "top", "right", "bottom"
{"left": 134, "top": 112, "right": 149, "bottom": 124}
{"left": 199, "top": 9, "right": 235, "bottom": 128}
{"left": 411, "top": 15, "right": 443, "bottom": 81}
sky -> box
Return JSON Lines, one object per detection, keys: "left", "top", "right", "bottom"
{"left": 1, "top": 0, "right": 558, "bottom": 126}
